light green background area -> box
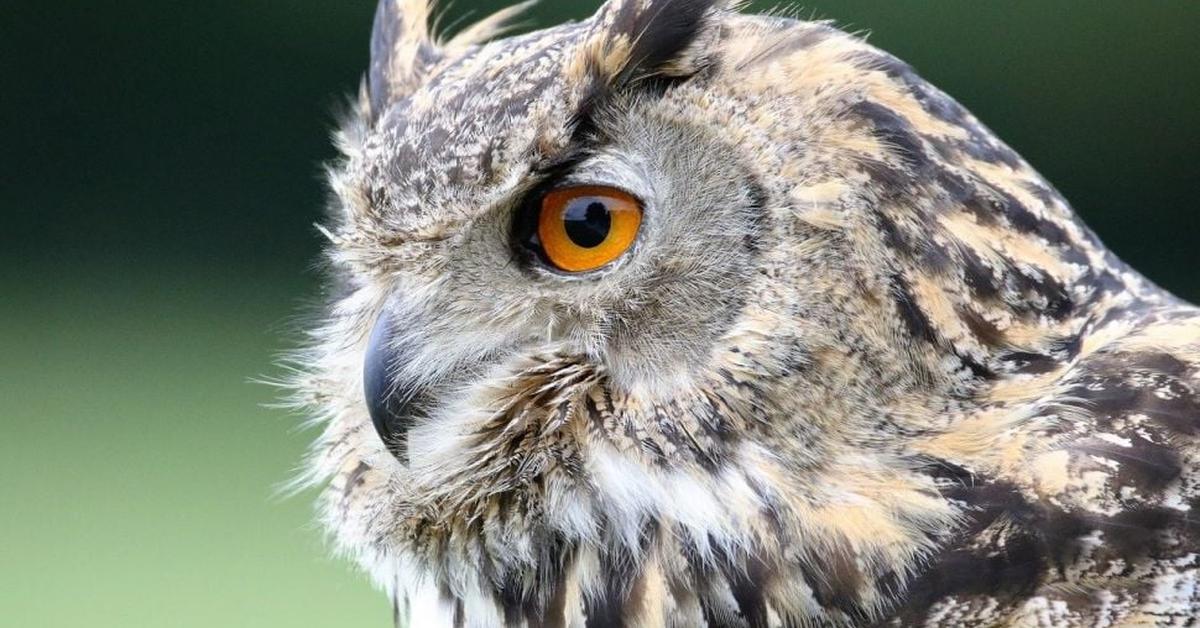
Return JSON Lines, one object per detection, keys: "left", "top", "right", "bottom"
{"left": 2, "top": 1, "right": 1196, "bottom": 626}
{"left": 1, "top": 273, "right": 385, "bottom": 626}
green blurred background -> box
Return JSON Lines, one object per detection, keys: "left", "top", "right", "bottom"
{"left": 2, "top": 1, "right": 1196, "bottom": 626}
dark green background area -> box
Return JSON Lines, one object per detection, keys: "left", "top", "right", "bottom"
{"left": 2, "top": 2, "right": 1196, "bottom": 626}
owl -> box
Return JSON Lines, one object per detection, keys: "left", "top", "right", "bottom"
{"left": 291, "top": 0, "right": 1200, "bottom": 625}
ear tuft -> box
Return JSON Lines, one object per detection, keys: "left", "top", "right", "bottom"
{"left": 367, "top": 0, "right": 547, "bottom": 121}
{"left": 368, "top": 0, "right": 439, "bottom": 120}
{"left": 573, "top": 0, "right": 735, "bottom": 88}
{"left": 444, "top": 0, "right": 540, "bottom": 50}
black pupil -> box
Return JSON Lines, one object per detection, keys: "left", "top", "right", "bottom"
{"left": 562, "top": 198, "right": 611, "bottom": 248}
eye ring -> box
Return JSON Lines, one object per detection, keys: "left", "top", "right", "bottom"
{"left": 535, "top": 185, "right": 643, "bottom": 273}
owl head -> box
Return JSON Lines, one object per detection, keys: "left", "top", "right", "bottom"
{"left": 297, "top": 0, "right": 1145, "bottom": 624}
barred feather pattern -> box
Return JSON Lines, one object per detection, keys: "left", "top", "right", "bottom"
{"left": 293, "top": 1, "right": 1200, "bottom": 625}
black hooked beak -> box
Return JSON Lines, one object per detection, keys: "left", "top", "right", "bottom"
{"left": 363, "top": 307, "right": 415, "bottom": 462}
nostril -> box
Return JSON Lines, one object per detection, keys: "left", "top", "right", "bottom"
{"left": 363, "top": 308, "right": 413, "bottom": 462}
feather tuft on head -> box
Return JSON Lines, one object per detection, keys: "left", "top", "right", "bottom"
{"left": 368, "top": 0, "right": 542, "bottom": 120}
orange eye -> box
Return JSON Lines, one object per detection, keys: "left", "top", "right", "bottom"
{"left": 536, "top": 185, "right": 643, "bottom": 273}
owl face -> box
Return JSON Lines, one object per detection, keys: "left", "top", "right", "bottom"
{"left": 358, "top": 82, "right": 767, "bottom": 424}
{"left": 336, "top": 2, "right": 794, "bottom": 467}
{"left": 298, "top": 0, "right": 1183, "bottom": 624}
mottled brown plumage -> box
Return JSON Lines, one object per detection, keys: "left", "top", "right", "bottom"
{"left": 292, "top": 1, "right": 1200, "bottom": 625}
